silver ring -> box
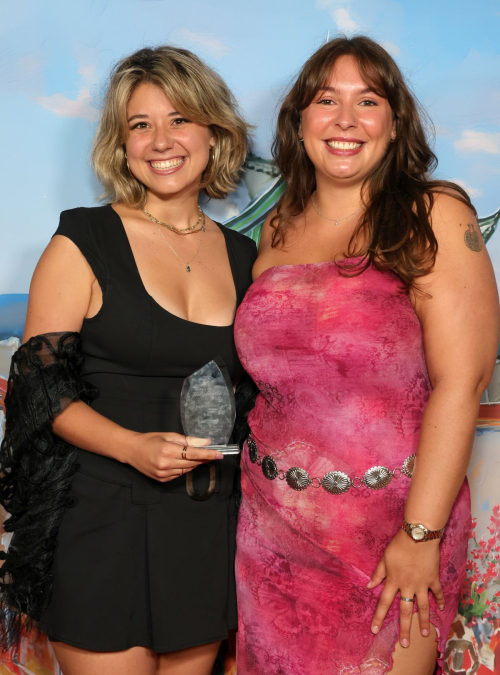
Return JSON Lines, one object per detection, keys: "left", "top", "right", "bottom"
{"left": 181, "top": 446, "right": 187, "bottom": 460}
{"left": 400, "top": 596, "right": 414, "bottom": 603}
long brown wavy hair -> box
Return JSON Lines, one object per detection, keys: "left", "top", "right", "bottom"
{"left": 271, "top": 36, "right": 476, "bottom": 291}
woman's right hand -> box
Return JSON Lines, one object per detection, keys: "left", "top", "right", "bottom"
{"left": 123, "top": 432, "right": 224, "bottom": 482}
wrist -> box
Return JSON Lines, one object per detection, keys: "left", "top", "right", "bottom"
{"left": 404, "top": 510, "right": 447, "bottom": 532}
{"left": 401, "top": 518, "right": 445, "bottom": 543}
{"left": 114, "top": 429, "right": 142, "bottom": 464}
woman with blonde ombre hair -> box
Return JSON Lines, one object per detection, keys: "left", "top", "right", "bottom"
{"left": 0, "top": 46, "right": 255, "bottom": 675}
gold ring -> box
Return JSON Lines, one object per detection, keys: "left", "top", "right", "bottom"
{"left": 400, "top": 596, "right": 414, "bottom": 603}
{"left": 181, "top": 446, "right": 187, "bottom": 460}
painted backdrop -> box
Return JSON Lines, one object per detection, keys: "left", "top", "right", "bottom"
{"left": 0, "top": 1, "right": 499, "bottom": 673}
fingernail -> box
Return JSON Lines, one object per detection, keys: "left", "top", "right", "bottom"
{"left": 366, "top": 581, "right": 372, "bottom": 588}
{"left": 401, "top": 639, "right": 409, "bottom": 648}
{"left": 216, "top": 453, "right": 224, "bottom": 459}
{"left": 438, "top": 604, "right": 445, "bottom": 611}
{"left": 371, "top": 625, "right": 379, "bottom": 634}
{"left": 422, "top": 629, "right": 429, "bottom": 636}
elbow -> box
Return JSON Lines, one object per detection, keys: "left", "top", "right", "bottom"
{"left": 476, "top": 361, "right": 498, "bottom": 398}
{"left": 432, "top": 365, "right": 496, "bottom": 401}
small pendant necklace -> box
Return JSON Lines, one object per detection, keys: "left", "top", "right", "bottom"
{"left": 311, "top": 191, "right": 363, "bottom": 227}
{"left": 141, "top": 204, "right": 204, "bottom": 235}
{"left": 154, "top": 212, "right": 206, "bottom": 273}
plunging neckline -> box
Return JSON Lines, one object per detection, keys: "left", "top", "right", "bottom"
{"left": 108, "top": 204, "right": 238, "bottom": 329}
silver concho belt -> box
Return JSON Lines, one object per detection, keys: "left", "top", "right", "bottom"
{"left": 247, "top": 436, "right": 416, "bottom": 494}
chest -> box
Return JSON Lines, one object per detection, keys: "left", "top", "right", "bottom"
{"left": 125, "top": 225, "right": 237, "bottom": 326}
{"left": 235, "top": 263, "right": 422, "bottom": 367}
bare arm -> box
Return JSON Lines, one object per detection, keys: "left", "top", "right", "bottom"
{"left": 369, "top": 193, "right": 499, "bottom": 646}
{"left": 406, "top": 194, "right": 499, "bottom": 527}
{"left": 22, "top": 235, "right": 222, "bottom": 480}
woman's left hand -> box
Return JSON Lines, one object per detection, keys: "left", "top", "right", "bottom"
{"left": 367, "top": 529, "right": 445, "bottom": 647}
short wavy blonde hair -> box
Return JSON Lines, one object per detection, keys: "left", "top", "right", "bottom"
{"left": 92, "top": 46, "right": 250, "bottom": 205}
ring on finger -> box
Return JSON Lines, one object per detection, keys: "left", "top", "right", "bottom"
{"left": 181, "top": 446, "right": 187, "bottom": 460}
{"left": 400, "top": 596, "right": 414, "bottom": 603}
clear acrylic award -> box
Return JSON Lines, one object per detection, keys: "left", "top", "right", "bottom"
{"left": 180, "top": 357, "right": 240, "bottom": 455}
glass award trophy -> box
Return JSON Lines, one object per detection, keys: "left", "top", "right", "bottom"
{"left": 180, "top": 357, "right": 240, "bottom": 455}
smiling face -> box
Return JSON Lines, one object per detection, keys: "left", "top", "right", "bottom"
{"left": 125, "top": 82, "right": 214, "bottom": 198}
{"left": 300, "top": 54, "right": 396, "bottom": 189}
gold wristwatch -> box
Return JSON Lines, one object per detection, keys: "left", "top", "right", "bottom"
{"left": 402, "top": 519, "right": 445, "bottom": 542}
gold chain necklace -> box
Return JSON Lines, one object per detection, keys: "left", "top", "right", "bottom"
{"left": 141, "top": 204, "right": 204, "bottom": 235}
{"left": 311, "top": 192, "right": 363, "bottom": 227}
{"left": 154, "top": 212, "right": 206, "bottom": 273}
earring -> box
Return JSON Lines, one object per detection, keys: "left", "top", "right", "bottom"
{"left": 125, "top": 151, "right": 130, "bottom": 172}
{"left": 299, "top": 137, "right": 304, "bottom": 143}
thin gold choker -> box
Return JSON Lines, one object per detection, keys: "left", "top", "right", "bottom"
{"left": 141, "top": 204, "right": 204, "bottom": 235}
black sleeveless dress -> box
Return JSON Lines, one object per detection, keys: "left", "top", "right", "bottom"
{"left": 38, "top": 205, "right": 257, "bottom": 653}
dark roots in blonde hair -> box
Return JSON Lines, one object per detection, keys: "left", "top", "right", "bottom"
{"left": 92, "top": 46, "right": 250, "bottom": 206}
{"left": 271, "top": 35, "right": 476, "bottom": 291}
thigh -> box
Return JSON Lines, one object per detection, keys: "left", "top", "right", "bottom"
{"left": 157, "top": 641, "right": 221, "bottom": 675}
{"left": 388, "top": 613, "right": 438, "bottom": 675}
{"left": 51, "top": 642, "right": 157, "bottom": 675}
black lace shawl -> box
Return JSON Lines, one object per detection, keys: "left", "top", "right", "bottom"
{"left": 0, "top": 332, "right": 98, "bottom": 651}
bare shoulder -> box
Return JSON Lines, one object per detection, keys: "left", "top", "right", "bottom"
{"left": 412, "top": 190, "right": 497, "bottom": 317}
{"left": 429, "top": 192, "right": 484, "bottom": 256}
{"left": 24, "top": 235, "right": 95, "bottom": 339}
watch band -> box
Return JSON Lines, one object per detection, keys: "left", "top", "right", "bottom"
{"left": 402, "top": 519, "right": 445, "bottom": 542}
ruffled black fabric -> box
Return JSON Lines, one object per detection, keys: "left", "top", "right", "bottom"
{"left": 0, "top": 332, "right": 98, "bottom": 651}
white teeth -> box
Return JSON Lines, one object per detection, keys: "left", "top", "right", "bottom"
{"left": 326, "top": 141, "right": 363, "bottom": 150}
{"left": 150, "top": 158, "right": 185, "bottom": 169}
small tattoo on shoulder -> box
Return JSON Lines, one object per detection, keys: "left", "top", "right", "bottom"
{"left": 464, "top": 223, "right": 482, "bottom": 252}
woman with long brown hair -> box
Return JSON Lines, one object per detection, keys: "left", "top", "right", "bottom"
{"left": 233, "top": 36, "right": 499, "bottom": 674}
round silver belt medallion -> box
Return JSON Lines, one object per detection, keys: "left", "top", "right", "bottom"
{"left": 248, "top": 438, "right": 258, "bottom": 464}
{"left": 363, "top": 466, "right": 392, "bottom": 490}
{"left": 261, "top": 455, "right": 278, "bottom": 480}
{"left": 286, "top": 467, "right": 310, "bottom": 491}
{"left": 401, "top": 454, "right": 416, "bottom": 478}
{"left": 321, "top": 471, "right": 351, "bottom": 495}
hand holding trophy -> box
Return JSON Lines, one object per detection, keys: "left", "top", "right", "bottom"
{"left": 180, "top": 357, "right": 241, "bottom": 500}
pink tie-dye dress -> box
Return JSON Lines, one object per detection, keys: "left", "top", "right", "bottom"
{"left": 233, "top": 261, "right": 470, "bottom": 675}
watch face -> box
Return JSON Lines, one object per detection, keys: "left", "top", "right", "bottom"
{"left": 412, "top": 526, "right": 426, "bottom": 541}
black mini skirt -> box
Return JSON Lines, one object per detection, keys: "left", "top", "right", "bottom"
{"left": 39, "top": 451, "right": 238, "bottom": 653}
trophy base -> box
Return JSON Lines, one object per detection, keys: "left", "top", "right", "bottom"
{"left": 205, "top": 444, "right": 241, "bottom": 455}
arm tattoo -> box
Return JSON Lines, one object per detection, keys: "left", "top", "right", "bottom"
{"left": 464, "top": 223, "right": 482, "bottom": 252}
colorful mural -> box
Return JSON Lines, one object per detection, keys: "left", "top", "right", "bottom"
{"left": 0, "top": 0, "right": 499, "bottom": 672}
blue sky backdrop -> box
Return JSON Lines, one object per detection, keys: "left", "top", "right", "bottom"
{"left": 1, "top": 0, "right": 499, "bottom": 293}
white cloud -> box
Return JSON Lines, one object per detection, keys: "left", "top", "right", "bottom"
{"left": 451, "top": 179, "right": 482, "bottom": 198}
{"left": 454, "top": 130, "right": 500, "bottom": 154}
{"left": 169, "top": 28, "right": 231, "bottom": 59}
{"left": 315, "top": 0, "right": 357, "bottom": 33}
{"left": 36, "top": 61, "right": 99, "bottom": 122}
{"left": 316, "top": 0, "right": 352, "bottom": 10}
{"left": 434, "top": 124, "right": 451, "bottom": 137}
{"left": 78, "top": 64, "right": 98, "bottom": 88}
{"left": 381, "top": 41, "right": 401, "bottom": 58}
{"left": 37, "top": 87, "right": 99, "bottom": 122}
{"left": 334, "top": 8, "right": 358, "bottom": 33}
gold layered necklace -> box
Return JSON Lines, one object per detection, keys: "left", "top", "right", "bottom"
{"left": 154, "top": 212, "right": 206, "bottom": 273}
{"left": 141, "top": 204, "right": 204, "bottom": 235}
